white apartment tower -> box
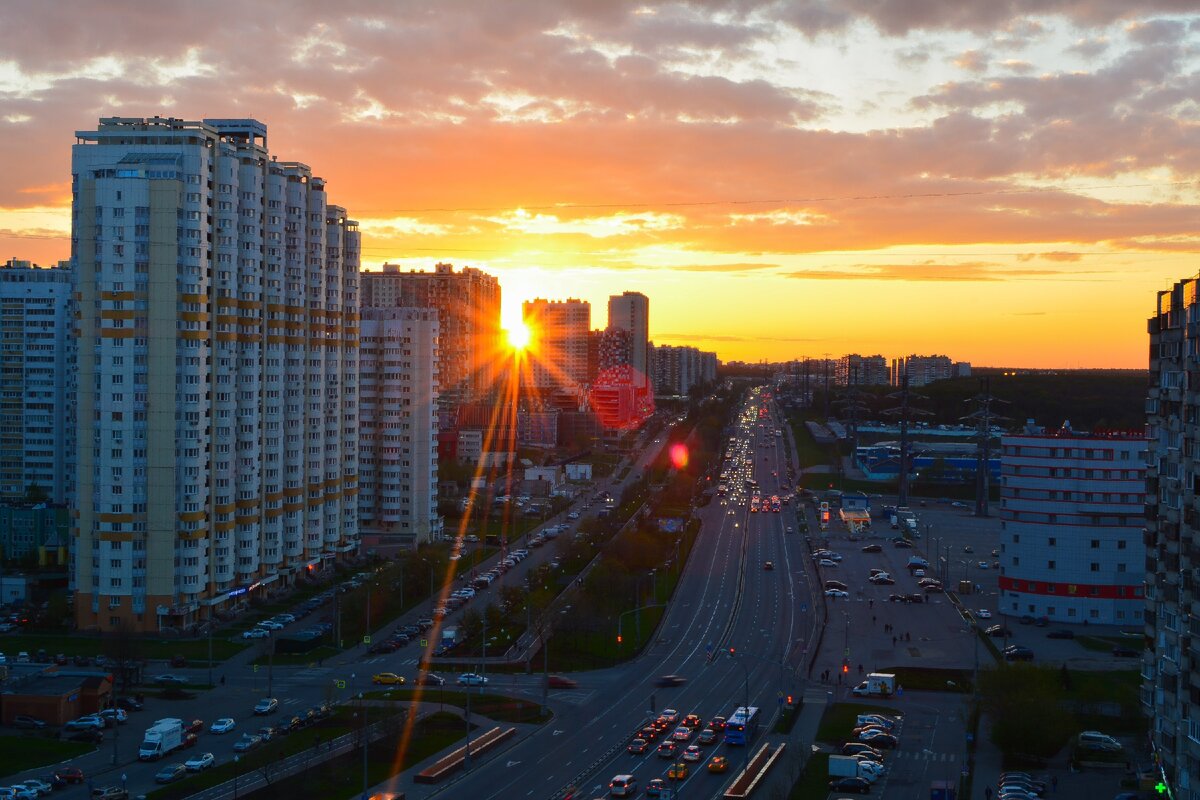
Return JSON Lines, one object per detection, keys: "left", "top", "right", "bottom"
{"left": 72, "top": 117, "right": 360, "bottom": 633}
{"left": 359, "top": 308, "right": 442, "bottom": 546}
{"left": 522, "top": 298, "right": 590, "bottom": 392}
{"left": 0, "top": 259, "right": 76, "bottom": 504}
{"left": 607, "top": 291, "right": 649, "bottom": 388}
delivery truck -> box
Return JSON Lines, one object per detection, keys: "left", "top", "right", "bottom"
{"left": 851, "top": 672, "right": 897, "bottom": 697}
{"left": 139, "top": 718, "right": 184, "bottom": 761}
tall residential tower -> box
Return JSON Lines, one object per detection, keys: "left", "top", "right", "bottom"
{"left": 72, "top": 117, "right": 360, "bottom": 633}
{"left": 607, "top": 291, "right": 649, "bottom": 388}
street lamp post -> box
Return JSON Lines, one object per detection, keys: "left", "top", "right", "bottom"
{"left": 360, "top": 693, "right": 369, "bottom": 800}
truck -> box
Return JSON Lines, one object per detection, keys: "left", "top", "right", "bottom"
{"left": 138, "top": 718, "right": 184, "bottom": 761}
{"left": 828, "top": 754, "right": 881, "bottom": 782}
{"left": 851, "top": 673, "right": 897, "bottom": 698}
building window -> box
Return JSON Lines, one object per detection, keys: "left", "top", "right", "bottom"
{"left": 1091, "top": 563, "right": 1100, "bottom": 572}
{"left": 1048, "top": 537, "right": 1056, "bottom": 546}
{"left": 1091, "top": 540, "right": 1100, "bottom": 548}
{"left": 1048, "top": 561, "right": 1055, "bottom": 570}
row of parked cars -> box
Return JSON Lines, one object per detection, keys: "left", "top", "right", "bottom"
{"left": 0, "top": 768, "right": 89, "bottom": 799}
{"left": 368, "top": 618, "right": 435, "bottom": 656}
{"left": 827, "top": 712, "right": 902, "bottom": 794}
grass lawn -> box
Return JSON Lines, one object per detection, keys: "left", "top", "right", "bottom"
{"left": 1076, "top": 635, "right": 1126, "bottom": 652}
{"left": 0, "top": 735, "right": 96, "bottom": 778}
{"left": 250, "top": 645, "right": 339, "bottom": 667}
{"left": 0, "top": 633, "right": 247, "bottom": 663}
{"left": 878, "top": 666, "right": 974, "bottom": 693}
{"left": 815, "top": 702, "right": 898, "bottom": 743}
{"left": 362, "top": 688, "right": 552, "bottom": 724}
{"left": 788, "top": 751, "right": 830, "bottom": 800}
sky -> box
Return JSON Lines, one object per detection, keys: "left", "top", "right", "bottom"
{"left": 1, "top": 1, "right": 1198, "bottom": 368}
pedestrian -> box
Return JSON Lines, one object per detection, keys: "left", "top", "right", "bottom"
{"left": 220, "top": 675, "right": 225, "bottom": 686}
{"left": 869, "top": 599, "right": 874, "bottom": 609}
{"left": 985, "top": 787, "right": 992, "bottom": 800}
{"left": 1051, "top": 776, "right": 1058, "bottom": 792}
{"left": 872, "top": 615, "right": 876, "bottom": 625}
{"left": 892, "top": 635, "right": 897, "bottom": 646}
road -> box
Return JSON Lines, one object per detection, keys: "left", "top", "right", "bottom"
{"left": 394, "top": 387, "right": 817, "bottom": 800}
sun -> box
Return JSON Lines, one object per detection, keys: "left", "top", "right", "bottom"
{"left": 506, "top": 322, "right": 532, "bottom": 351}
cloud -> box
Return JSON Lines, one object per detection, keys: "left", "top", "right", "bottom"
{"left": 784, "top": 262, "right": 1109, "bottom": 281}
{"left": 1016, "top": 251, "right": 1084, "bottom": 262}
{"left": 654, "top": 331, "right": 822, "bottom": 343}
{"left": 953, "top": 50, "right": 988, "bottom": 72}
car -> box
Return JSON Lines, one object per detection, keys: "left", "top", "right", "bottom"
{"left": 416, "top": 673, "right": 446, "bottom": 686}
{"left": 209, "top": 718, "right": 236, "bottom": 734}
{"left": 169, "top": 655, "right": 189, "bottom": 668}
{"left": 868, "top": 575, "right": 895, "bottom": 585}
{"left": 667, "top": 762, "right": 689, "bottom": 780}
{"left": 905, "top": 593, "right": 925, "bottom": 603}
{"left": 185, "top": 752, "right": 215, "bottom": 772}
{"left": 858, "top": 730, "right": 898, "bottom": 748}
{"left": 825, "top": 589, "right": 850, "bottom": 598}
{"left": 671, "top": 725, "right": 692, "bottom": 742}
{"left": 861, "top": 544, "right": 882, "bottom": 553}
{"left": 656, "top": 742, "right": 676, "bottom": 759}
{"left": 153, "top": 674, "right": 189, "bottom": 685}
{"left": 457, "top": 673, "right": 488, "bottom": 686}
{"left": 639, "top": 726, "right": 661, "bottom": 742}
{"left": 253, "top": 698, "right": 279, "bottom": 715}
{"left": 232, "top": 733, "right": 262, "bottom": 752}
{"left": 824, "top": 580, "right": 848, "bottom": 591}
{"left": 55, "top": 768, "right": 84, "bottom": 785}
{"left": 115, "top": 697, "right": 142, "bottom": 712}
{"left": 1047, "top": 629, "right": 1074, "bottom": 639}
{"left": 978, "top": 561, "right": 989, "bottom": 569}
{"left": 243, "top": 625, "right": 272, "bottom": 638}
{"left": 857, "top": 714, "right": 897, "bottom": 729}
{"left": 183, "top": 718, "right": 204, "bottom": 735}
{"left": 256, "top": 620, "right": 284, "bottom": 631}
{"left": 819, "top": 558, "right": 837, "bottom": 567}
{"left": 98, "top": 708, "right": 127, "bottom": 725}
{"left": 645, "top": 777, "right": 668, "bottom": 797}
{"left": 153, "top": 764, "right": 187, "bottom": 784}
{"left": 682, "top": 745, "right": 702, "bottom": 762}
{"left": 763, "top": 561, "right": 774, "bottom": 570}
{"left": 90, "top": 788, "right": 128, "bottom": 800}
{"left": 372, "top": 673, "right": 405, "bottom": 686}
{"left": 708, "top": 755, "right": 729, "bottom": 773}
{"left": 181, "top": 732, "right": 199, "bottom": 749}
{"left": 656, "top": 675, "right": 686, "bottom": 688}
{"left": 842, "top": 743, "right": 884, "bottom": 759}
{"left": 65, "top": 715, "right": 104, "bottom": 731}
{"left": 853, "top": 724, "right": 890, "bottom": 736}
{"left": 12, "top": 715, "right": 46, "bottom": 729}
{"left": 1019, "top": 615, "right": 1036, "bottom": 625}
{"left": 682, "top": 713, "right": 702, "bottom": 729}
{"left": 18, "top": 779, "right": 52, "bottom": 796}
{"left": 1078, "top": 731, "right": 1122, "bottom": 752}
{"left": 659, "top": 709, "right": 679, "bottom": 723}
{"left": 567, "top": 512, "right": 580, "bottom": 520}
{"left": 368, "top": 642, "right": 398, "bottom": 654}
{"left": 829, "top": 777, "right": 872, "bottom": 794}
{"left": 986, "top": 625, "right": 1012, "bottom": 637}
{"left": 893, "top": 538, "right": 913, "bottom": 548}
{"left": 257, "top": 726, "right": 276, "bottom": 742}
{"left": 627, "top": 738, "right": 648, "bottom": 754}
{"left": 1004, "top": 645, "right": 1035, "bottom": 661}
{"left": 975, "top": 609, "right": 992, "bottom": 619}
{"left": 913, "top": 568, "right": 926, "bottom": 577}
{"left": 1112, "top": 646, "right": 1140, "bottom": 658}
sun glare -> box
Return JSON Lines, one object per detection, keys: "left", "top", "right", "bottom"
{"left": 506, "top": 322, "right": 532, "bottom": 351}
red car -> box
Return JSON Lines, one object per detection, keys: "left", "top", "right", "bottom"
{"left": 185, "top": 719, "right": 204, "bottom": 735}
{"left": 56, "top": 767, "right": 84, "bottom": 784}
{"left": 547, "top": 675, "right": 578, "bottom": 689}
{"left": 181, "top": 733, "right": 198, "bottom": 749}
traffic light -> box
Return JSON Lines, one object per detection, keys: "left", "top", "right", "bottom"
{"left": 617, "top": 634, "right": 623, "bottom": 644}
{"left": 786, "top": 695, "right": 794, "bottom": 705}
{"left": 842, "top": 662, "right": 849, "bottom": 674}
{"left": 729, "top": 647, "right": 736, "bottom": 655}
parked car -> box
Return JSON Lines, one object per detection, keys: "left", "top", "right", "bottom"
{"left": 153, "top": 763, "right": 187, "bottom": 784}
{"left": 115, "top": 697, "right": 142, "bottom": 712}
{"left": 64, "top": 715, "right": 104, "bottom": 731}
{"left": 152, "top": 674, "right": 189, "bottom": 686}
{"left": 184, "top": 752, "right": 215, "bottom": 772}
{"left": 12, "top": 715, "right": 46, "bottom": 729}
{"left": 1004, "top": 645, "right": 1035, "bottom": 662}
{"left": 90, "top": 788, "right": 128, "bottom": 800}
{"left": 828, "top": 777, "right": 872, "bottom": 794}
{"left": 232, "top": 733, "right": 262, "bottom": 752}
{"left": 1047, "top": 630, "right": 1074, "bottom": 639}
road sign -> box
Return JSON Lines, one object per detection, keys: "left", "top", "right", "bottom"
{"left": 253, "top": 664, "right": 259, "bottom": 672}
{"left": 335, "top": 679, "right": 346, "bottom": 689}
{"left": 801, "top": 603, "right": 808, "bottom": 612}
{"left": 420, "top": 639, "right": 428, "bottom": 648}
{"left": 363, "top": 635, "right": 371, "bottom": 645}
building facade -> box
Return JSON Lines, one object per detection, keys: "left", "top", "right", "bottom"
{"left": 650, "top": 344, "right": 717, "bottom": 396}
{"left": 361, "top": 263, "right": 501, "bottom": 405}
{"left": 522, "top": 298, "right": 590, "bottom": 391}
{"left": 358, "top": 308, "right": 441, "bottom": 546}
{"left": 1145, "top": 277, "right": 1200, "bottom": 797}
{"left": 837, "top": 354, "right": 889, "bottom": 386}
{"left": 891, "top": 354, "right": 954, "bottom": 386}
{"left": 607, "top": 291, "right": 649, "bottom": 388}
{"left": 997, "top": 429, "right": 1147, "bottom": 625}
{"left": 0, "top": 259, "right": 75, "bottom": 504}
{"left": 72, "top": 117, "right": 360, "bottom": 633}
{"left": 0, "top": 503, "right": 70, "bottom": 564}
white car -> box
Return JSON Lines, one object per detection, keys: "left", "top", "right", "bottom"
{"left": 682, "top": 744, "right": 702, "bottom": 762}
{"left": 976, "top": 609, "right": 993, "bottom": 619}
{"left": 457, "top": 673, "right": 488, "bottom": 687}
{"left": 256, "top": 620, "right": 284, "bottom": 631}
{"left": 18, "top": 779, "right": 51, "bottom": 796}
{"left": 824, "top": 589, "right": 849, "bottom": 598}
{"left": 210, "top": 718, "right": 236, "bottom": 734}
{"left": 185, "top": 752, "right": 215, "bottom": 771}
{"left": 818, "top": 559, "right": 837, "bottom": 567}
{"left": 242, "top": 628, "right": 271, "bottom": 639}
{"left": 274, "top": 614, "right": 296, "bottom": 624}
{"left": 977, "top": 561, "right": 989, "bottom": 569}
{"left": 567, "top": 512, "right": 580, "bottom": 520}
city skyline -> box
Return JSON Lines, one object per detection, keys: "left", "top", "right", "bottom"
{"left": 1, "top": 3, "right": 1197, "bottom": 367}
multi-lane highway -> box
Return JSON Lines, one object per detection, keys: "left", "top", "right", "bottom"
{"left": 402, "top": 388, "right": 817, "bottom": 799}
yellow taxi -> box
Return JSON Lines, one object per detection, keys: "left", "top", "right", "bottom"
{"left": 708, "top": 755, "right": 729, "bottom": 773}
{"left": 667, "top": 762, "right": 689, "bottom": 780}
{"left": 371, "top": 672, "right": 405, "bottom": 685}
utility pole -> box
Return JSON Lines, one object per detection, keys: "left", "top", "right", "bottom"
{"left": 360, "top": 693, "right": 369, "bottom": 800}
{"left": 207, "top": 614, "right": 213, "bottom": 687}
{"left": 962, "top": 376, "right": 1009, "bottom": 518}
{"left": 884, "top": 372, "right": 930, "bottom": 508}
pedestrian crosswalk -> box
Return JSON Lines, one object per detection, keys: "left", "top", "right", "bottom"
{"left": 892, "top": 750, "right": 957, "bottom": 762}
{"left": 293, "top": 666, "right": 332, "bottom": 680}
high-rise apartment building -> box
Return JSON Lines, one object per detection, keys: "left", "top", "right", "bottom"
{"left": 522, "top": 299, "right": 590, "bottom": 391}
{"left": 358, "top": 308, "right": 441, "bottom": 546}
{"left": 650, "top": 344, "right": 717, "bottom": 396}
{"left": 361, "top": 263, "right": 501, "bottom": 405}
{"left": 998, "top": 427, "right": 1147, "bottom": 625}
{"left": 891, "top": 354, "right": 954, "bottom": 386}
{"left": 837, "top": 354, "right": 889, "bottom": 386}
{"left": 607, "top": 292, "right": 649, "bottom": 387}
{"left": 72, "top": 117, "right": 360, "bottom": 633}
{"left": 1146, "top": 277, "right": 1200, "bottom": 797}
{"left": 0, "top": 258, "right": 75, "bottom": 504}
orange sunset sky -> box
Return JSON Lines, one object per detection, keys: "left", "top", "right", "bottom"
{"left": 1, "top": 1, "right": 1197, "bottom": 368}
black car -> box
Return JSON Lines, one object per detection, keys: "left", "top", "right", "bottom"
{"left": 1047, "top": 630, "right": 1074, "bottom": 639}
{"left": 842, "top": 743, "right": 884, "bottom": 759}
{"left": 861, "top": 544, "right": 882, "bottom": 553}
{"left": 1018, "top": 615, "right": 1036, "bottom": 625}
{"left": 1112, "top": 646, "right": 1141, "bottom": 658}
{"left": 368, "top": 642, "right": 398, "bottom": 655}
{"left": 985, "top": 625, "right": 1012, "bottom": 637}
{"left": 1004, "top": 645, "right": 1035, "bottom": 661}
{"left": 1034, "top": 616, "right": 1049, "bottom": 627}
{"left": 829, "top": 777, "right": 872, "bottom": 794}
{"left": 416, "top": 673, "right": 446, "bottom": 686}
{"left": 904, "top": 593, "right": 924, "bottom": 604}
{"left": 655, "top": 675, "right": 687, "bottom": 688}
{"left": 892, "top": 539, "right": 913, "bottom": 548}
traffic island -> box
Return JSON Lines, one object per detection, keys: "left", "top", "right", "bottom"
{"left": 723, "top": 742, "right": 787, "bottom": 798}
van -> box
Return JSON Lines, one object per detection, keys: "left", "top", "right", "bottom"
{"left": 1077, "top": 731, "right": 1122, "bottom": 752}
{"left": 609, "top": 774, "right": 637, "bottom": 796}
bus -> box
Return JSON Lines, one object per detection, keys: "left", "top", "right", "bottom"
{"left": 725, "top": 706, "right": 759, "bottom": 745}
